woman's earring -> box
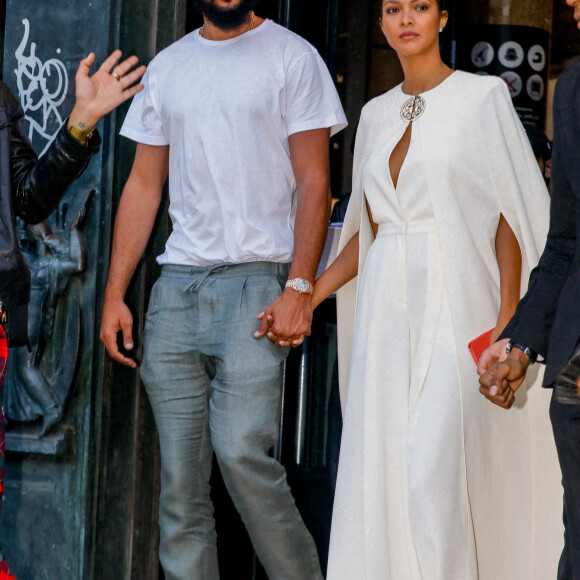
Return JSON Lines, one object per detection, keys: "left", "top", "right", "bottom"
{"left": 439, "top": 27, "right": 443, "bottom": 33}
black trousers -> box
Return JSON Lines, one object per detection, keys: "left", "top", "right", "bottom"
{"left": 551, "top": 352, "right": 580, "bottom": 580}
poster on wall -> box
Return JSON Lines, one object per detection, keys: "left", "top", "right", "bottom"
{"left": 465, "top": 24, "right": 549, "bottom": 127}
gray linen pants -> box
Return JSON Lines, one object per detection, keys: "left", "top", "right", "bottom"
{"left": 140, "top": 262, "right": 322, "bottom": 580}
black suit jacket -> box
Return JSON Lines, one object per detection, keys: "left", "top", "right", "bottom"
{"left": 502, "top": 60, "right": 580, "bottom": 386}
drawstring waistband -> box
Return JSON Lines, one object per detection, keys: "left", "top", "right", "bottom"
{"left": 185, "top": 264, "right": 231, "bottom": 293}
{"left": 160, "top": 261, "right": 291, "bottom": 293}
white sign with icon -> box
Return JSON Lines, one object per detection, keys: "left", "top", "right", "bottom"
{"left": 526, "top": 75, "right": 545, "bottom": 101}
{"left": 471, "top": 41, "right": 495, "bottom": 68}
{"left": 528, "top": 45, "right": 547, "bottom": 73}
{"left": 498, "top": 41, "right": 525, "bottom": 68}
{"left": 500, "top": 71, "right": 523, "bottom": 98}
{"left": 467, "top": 24, "right": 549, "bottom": 126}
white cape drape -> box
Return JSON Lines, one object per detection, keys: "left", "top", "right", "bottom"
{"left": 332, "top": 71, "right": 563, "bottom": 579}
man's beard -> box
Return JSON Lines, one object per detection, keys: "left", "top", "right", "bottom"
{"left": 191, "top": 0, "right": 259, "bottom": 31}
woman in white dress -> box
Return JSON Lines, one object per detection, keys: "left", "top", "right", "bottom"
{"left": 313, "top": 0, "right": 563, "bottom": 578}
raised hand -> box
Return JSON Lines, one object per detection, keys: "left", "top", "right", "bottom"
{"left": 68, "top": 50, "right": 146, "bottom": 131}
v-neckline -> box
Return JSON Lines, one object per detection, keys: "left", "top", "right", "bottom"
{"left": 388, "top": 123, "right": 413, "bottom": 194}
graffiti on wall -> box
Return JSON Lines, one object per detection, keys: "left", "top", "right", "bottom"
{"left": 15, "top": 18, "right": 69, "bottom": 156}
{"left": 7, "top": 18, "right": 87, "bottom": 443}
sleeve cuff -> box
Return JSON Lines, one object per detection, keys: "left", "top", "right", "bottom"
{"left": 287, "top": 115, "right": 348, "bottom": 138}
{"left": 119, "top": 126, "right": 169, "bottom": 146}
{"left": 57, "top": 120, "right": 102, "bottom": 157}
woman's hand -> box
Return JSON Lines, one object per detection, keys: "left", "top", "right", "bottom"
{"left": 68, "top": 50, "right": 146, "bottom": 131}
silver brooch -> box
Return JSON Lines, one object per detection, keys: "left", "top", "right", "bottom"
{"left": 401, "top": 95, "right": 426, "bottom": 122}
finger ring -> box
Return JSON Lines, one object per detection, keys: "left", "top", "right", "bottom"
{"left": 111, "top": 71, "right": 121, "bottom": 82}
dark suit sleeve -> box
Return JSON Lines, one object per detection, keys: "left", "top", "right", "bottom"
{"left": 500, "top": 64, "right": 580, "bottom": 358}
{"left": 6, "top": 83, "right": 101, "bottom": 224}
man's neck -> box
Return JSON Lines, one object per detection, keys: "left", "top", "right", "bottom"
{"left": 200, "top": 13, "right": 264, "bottom": 41}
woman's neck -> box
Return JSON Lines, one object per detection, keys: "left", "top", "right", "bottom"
{"left": 400, "top": 51, "right": 454, "bottom": 96}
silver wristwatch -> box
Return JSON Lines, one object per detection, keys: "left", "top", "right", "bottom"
{"left": 285, "top": 278, "right": 313, "bottom": 294}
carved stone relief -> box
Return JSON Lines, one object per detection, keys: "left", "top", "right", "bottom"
{"left": 5, "top": 19, "right": 86, "bottom": 451}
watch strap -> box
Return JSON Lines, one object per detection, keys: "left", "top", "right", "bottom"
{"left": 69, "top": 123, "right": 95, "bottom": 143}
{"left": 506, "top": 341, "right": 538, "bottom": 364}
{"left": 285, "top": 278, "right": 313, "bottom": 294}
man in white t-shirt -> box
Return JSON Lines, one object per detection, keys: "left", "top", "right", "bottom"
{"left": 99, "top": 0, "right": 346, "bottom": 578}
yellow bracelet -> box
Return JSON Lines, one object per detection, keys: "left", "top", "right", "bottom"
{"left": 69, "top": 124, "right": 95, "bottom": 143}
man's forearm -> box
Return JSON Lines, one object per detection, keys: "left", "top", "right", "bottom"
{"left": 289, "top": 179, "right": 331, "bottom": 283}
{"left": 286, "top": 128, "right": 332, "bottom": 284}
{"left": 253, "top": 128, "right": 331, "bottom": 346}
{"left": 254, "top": 178, "right": 330, "bottom": 346}
{"left": 105, "top": 181, "right": 162, "bottom": 300}
{"left": 105, "top": 143, "right": 168, "bottom": 300}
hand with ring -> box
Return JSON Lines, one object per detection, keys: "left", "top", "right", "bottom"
{"left": 67, "top": 49, "right": 146, "bottom": 136}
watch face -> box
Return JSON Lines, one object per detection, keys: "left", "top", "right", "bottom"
{"left": 296, "top": 279, "right": 309, "bottom": 292}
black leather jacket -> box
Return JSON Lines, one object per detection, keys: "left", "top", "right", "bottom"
{"left": 0, "top": 81, "right": 101, "bottom": 345}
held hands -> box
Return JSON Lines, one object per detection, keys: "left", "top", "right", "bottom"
{"left": 254, "top": 289, "right": 313, "bottom": 348}
{"left": 68, "top": 50, "right": 146, "bottom": 131}
{"left": 476, "top": 338, "right": 509, "bottom": 378}
{"left": 478, "top": 339, "right": 529, "bottom": 409}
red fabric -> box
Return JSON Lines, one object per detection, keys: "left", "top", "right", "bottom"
{"left": 0, "top": 323, "right": 6, "bottom": 516}
{"left": 0, "top": 559, "right": 15, "bottom": 579}
{"left": 0, "top": 325, "right": 13, "bottom": 579}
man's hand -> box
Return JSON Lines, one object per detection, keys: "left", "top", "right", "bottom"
{"left": 100, "top": 294, "right": 137, "bottom": 368}
{"left": 479, "top": 347, "right": 530, "bottom": 409}
{"left": 254, "top": 289, "right": 313, "bottom": 347}
{"left": 68, "top": 50, "right": 146, "bottom": 130}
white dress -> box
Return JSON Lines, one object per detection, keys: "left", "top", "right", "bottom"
{"left": 328, "top": 73, "right": 563, "bottom": 579}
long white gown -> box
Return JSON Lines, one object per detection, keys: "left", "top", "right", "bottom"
{"left": 328, "top": 72, "right": 563, "bottom": 579}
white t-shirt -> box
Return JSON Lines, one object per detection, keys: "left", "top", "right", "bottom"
{"left": 120, "top": 19, "right": 347, "bottom": 266}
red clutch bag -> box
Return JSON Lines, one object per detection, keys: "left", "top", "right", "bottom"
{"left": 468, "top": 329, "right": 493, "bottom": 365}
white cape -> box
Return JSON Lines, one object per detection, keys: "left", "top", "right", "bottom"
{"left": 333, "top": 71, "right": 563, "bottom": 579}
